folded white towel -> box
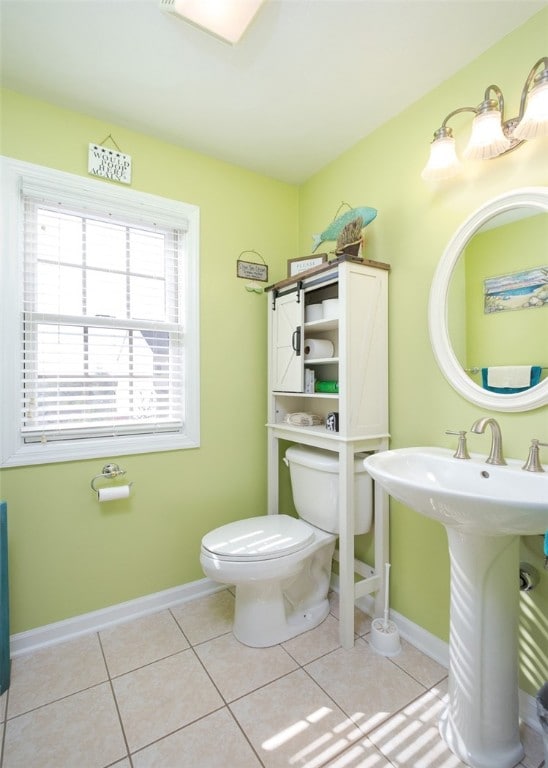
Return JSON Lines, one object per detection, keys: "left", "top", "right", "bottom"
{"left": 487, "top": 366, "right": 532, "bottom": 388}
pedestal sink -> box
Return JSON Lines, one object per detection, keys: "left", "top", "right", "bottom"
{"left": 363, "top": 447, "right": 548, "bottom": 768}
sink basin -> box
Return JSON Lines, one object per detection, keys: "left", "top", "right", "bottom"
{"left": 363, "top": 446, "right": 548, "bottom": 536}
{"left": 364, "top": 446, "right": 548, "bottom": 768}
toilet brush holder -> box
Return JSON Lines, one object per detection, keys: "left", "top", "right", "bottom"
{"left": 370, "top": 617, "right": 401, "bottom": 657}
{"left": 370, "top": 562, "right": 401, "bottom": 657}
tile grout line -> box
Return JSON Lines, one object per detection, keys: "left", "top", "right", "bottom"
{"left": 98, "top": 609, "right": 221, "bottom": 763}
{"left": 169, "top": 604, "right": 371, "bottom": 767}
{"left": 127, "top": 705, "right": 228, "bottom": 764}
{"left": 167, "top": 607, "right": 230, "bottom": 706}
{"left": 3, "top": 679, "right": 110, "bottom": 722}
{"left": 164, "top": 595, "right": 437, "bottom": 767}
{"left": 133, "top": 607, "right": 269, "bottom": 766}
{"left": 94, "top": 608, "right": 238, "bottom": 762}
{"left": 295, "top": 638, "right": 449, "bottom": 767}
{"left": 224, "top": 705, "right": 268, "bottom": 768}
{"left": 96, "top": 631, "right": 134, "bottom": 768}
{"left": 169, "top": 605, "right": 307, "bottom": 711}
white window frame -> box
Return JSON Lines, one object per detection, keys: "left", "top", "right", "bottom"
{"left": 0, "top": 157, "right": 200, "bottom": 467}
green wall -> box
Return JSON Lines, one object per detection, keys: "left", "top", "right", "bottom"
{"left": 299, "top": 9, "right": 548, "bottom": 697}
{"left": 0, "top": 88, "right": 298, "bottom": 631}
{"left": 1, "top": 8, "right": 547, "bottom": 698}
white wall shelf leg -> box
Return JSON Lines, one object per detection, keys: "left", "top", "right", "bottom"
{"left": 338, "top": 442, "right": 355, "bottom": 649}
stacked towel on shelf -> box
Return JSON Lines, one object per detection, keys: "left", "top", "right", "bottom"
{"left": 481, "top": 366, "right": 542, "bottom": 393}
{"left": 285, "top": 412, "right": 324, "bottom": 427}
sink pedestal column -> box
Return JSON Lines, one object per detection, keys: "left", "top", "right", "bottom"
{"left": 440, "top": 530, "right": 524, "bottom": 768}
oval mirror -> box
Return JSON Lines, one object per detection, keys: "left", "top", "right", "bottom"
{"left": 429, "top": 187, "right": 548, "bottom": 412}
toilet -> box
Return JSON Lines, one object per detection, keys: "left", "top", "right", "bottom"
{"left": 200, "top": 444, "right": 372, "bottom": 647}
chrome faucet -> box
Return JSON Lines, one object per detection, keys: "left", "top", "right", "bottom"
{"left": 470, "top": 417, "right": 507, "bottom": 465}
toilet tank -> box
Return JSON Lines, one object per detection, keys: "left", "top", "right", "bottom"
{"left": 284, "top": 445, "right": 373, "bottom": 534}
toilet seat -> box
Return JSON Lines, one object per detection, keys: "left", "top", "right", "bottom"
{"left": 201, "top": 515, "right": 315, "bottom": 562}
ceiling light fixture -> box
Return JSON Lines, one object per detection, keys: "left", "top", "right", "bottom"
{"left": 421, "top": 57, "right": 548, "bottom": 181}
{"left": 159, "top": 0, "right": 265, "bottom": 45}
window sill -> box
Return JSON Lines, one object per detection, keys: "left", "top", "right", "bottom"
{"left": 1, "top": 431, "right": 200, "bottom": 468}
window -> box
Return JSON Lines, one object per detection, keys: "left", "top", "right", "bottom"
{"left": 1, "top": 158, "right": 200, "bottom": 466}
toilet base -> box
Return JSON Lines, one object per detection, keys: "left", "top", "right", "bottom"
{"left": 233, "top": 585, "right": 330, "bottom": 647}
{"left": 230, "top": 537, "right": 335, "bottom": 647}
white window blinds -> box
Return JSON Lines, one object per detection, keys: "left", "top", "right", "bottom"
{"left": 21, "top": 187, "right": 187, "bottom": 443}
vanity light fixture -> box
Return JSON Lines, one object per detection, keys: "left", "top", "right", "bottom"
{"left": 422, "top": 57, "right": 548, "bottom": 181}
{"left": 159, "top": 0, "right": 265, "bottom": 44}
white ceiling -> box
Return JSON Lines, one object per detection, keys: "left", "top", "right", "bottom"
{"left": 1, "top": 0, "right": 546, "bottom": 184}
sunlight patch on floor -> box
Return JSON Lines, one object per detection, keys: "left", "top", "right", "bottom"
{"left": 262, "top": 718, "right": 311, "bottom": 751}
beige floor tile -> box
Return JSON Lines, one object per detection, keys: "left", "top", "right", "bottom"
{"left": 323, "top": 738, "right": 394, "bottom": 767}
{"left": 1, "top": 688, "right": 6, "bottom": 719}
{"left": 386, "top": 638, "right": 447, "bottom": 689}
{"left": 431, "top": 676, "right": 449, "bottom": 700}
{"left": 3, "top": 683, "right": 126, "bottom": 768}
{"left": 368, "top": 688, "right": 467, "bottom": 767}
{"left": 100, "top": 609, "right": 189, "bottom": 677}
{"left": 282, "top": 614, "right": 342, "bottom": 665}
{"left": 132, "top": 707, "right": 263, "bottom": 768}
{"left": 194, "top": 631, "right": 298, "bottom": 702}
{"left": 305, "top": 638, "right": 425, "bottom": 735}
{"left": 112, "top": 649, "right": 223, "bottom": 752}
{"left": 328, "top": 592, "right": 372, "bottom": 636}
{"left": 231, "top": 668, "right": 365, "bottom": 768}
{"left": 7, "top": 634, "right": 108, "bottom": 718}
{"left": 171, "top": 589, "right": 235, "bottom": 645}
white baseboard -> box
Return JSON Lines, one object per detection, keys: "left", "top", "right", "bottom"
{"left": 10, "top": 576, "right": 542, "bottom": 736}
{"left": 10, "top": 578, "right": 224, "bottom": 657}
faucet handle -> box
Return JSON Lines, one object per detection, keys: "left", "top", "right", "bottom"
{"left": 522, "top": 439, "right": 548, "bottom": 473}
{"left": 445, "top": 430, "right": 470, "bottom": 460}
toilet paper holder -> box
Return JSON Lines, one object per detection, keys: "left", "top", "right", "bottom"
{"left": 90, "top": 463, "right": 131, "bottom": 493}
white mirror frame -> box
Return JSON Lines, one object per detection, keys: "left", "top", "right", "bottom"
{"left": 429, "top": 186, "right": 548, "bottom": 412}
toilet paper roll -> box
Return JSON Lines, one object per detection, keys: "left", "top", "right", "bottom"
{"left": 97, "top": 485, "right": 131, "bottom": 502}
{"left": 322, "top": 298, "right": 339, "bottom": 319}
{"left": 304, "top": 338, "right": 334, "bottom": 359}
{"left": 305, "top": 304, "right": 323, "bottom": 322}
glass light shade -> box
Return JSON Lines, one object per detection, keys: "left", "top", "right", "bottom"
{"left": 421, "top": 136, "right": 461, "bottom": 181}
{"left": 513, "top": 79, "right": 548, "bottom": 140}
{"left": 463, "top": 110, "right": 512, "bottom": 160}
{"left": 168, "top": 0, "right": 264, "bottom": 44}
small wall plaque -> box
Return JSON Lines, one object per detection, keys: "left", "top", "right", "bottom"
{"left": 237, "top": 259, "right": 268, "bottom": 282}
{"left": 88, "top": 143, "right": 132, "bottom": 185}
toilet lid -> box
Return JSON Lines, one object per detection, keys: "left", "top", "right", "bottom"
{"left": 201, "top": 515, "right": 314, "bottom": 561}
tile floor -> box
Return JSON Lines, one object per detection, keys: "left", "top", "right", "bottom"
{"left": 0, "top": 589, "right": 544, "bottom": 768}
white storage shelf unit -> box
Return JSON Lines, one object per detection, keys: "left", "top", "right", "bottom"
{"left": 266, "top": 257, "right": 390, "bottom": 648}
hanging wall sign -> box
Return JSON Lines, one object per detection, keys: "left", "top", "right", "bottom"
{"left": 236, "top": 250, "right": 268, "bottom": 282}
{"left": 88, "top": 143, "right": 132, "bottom": 185}
{"left": 237, "top": 259, "right": 268, "bottom": 282}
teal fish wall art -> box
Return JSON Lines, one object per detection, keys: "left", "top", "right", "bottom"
{"left": 312, "top": 205, "right": 377, "bottom": 252}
